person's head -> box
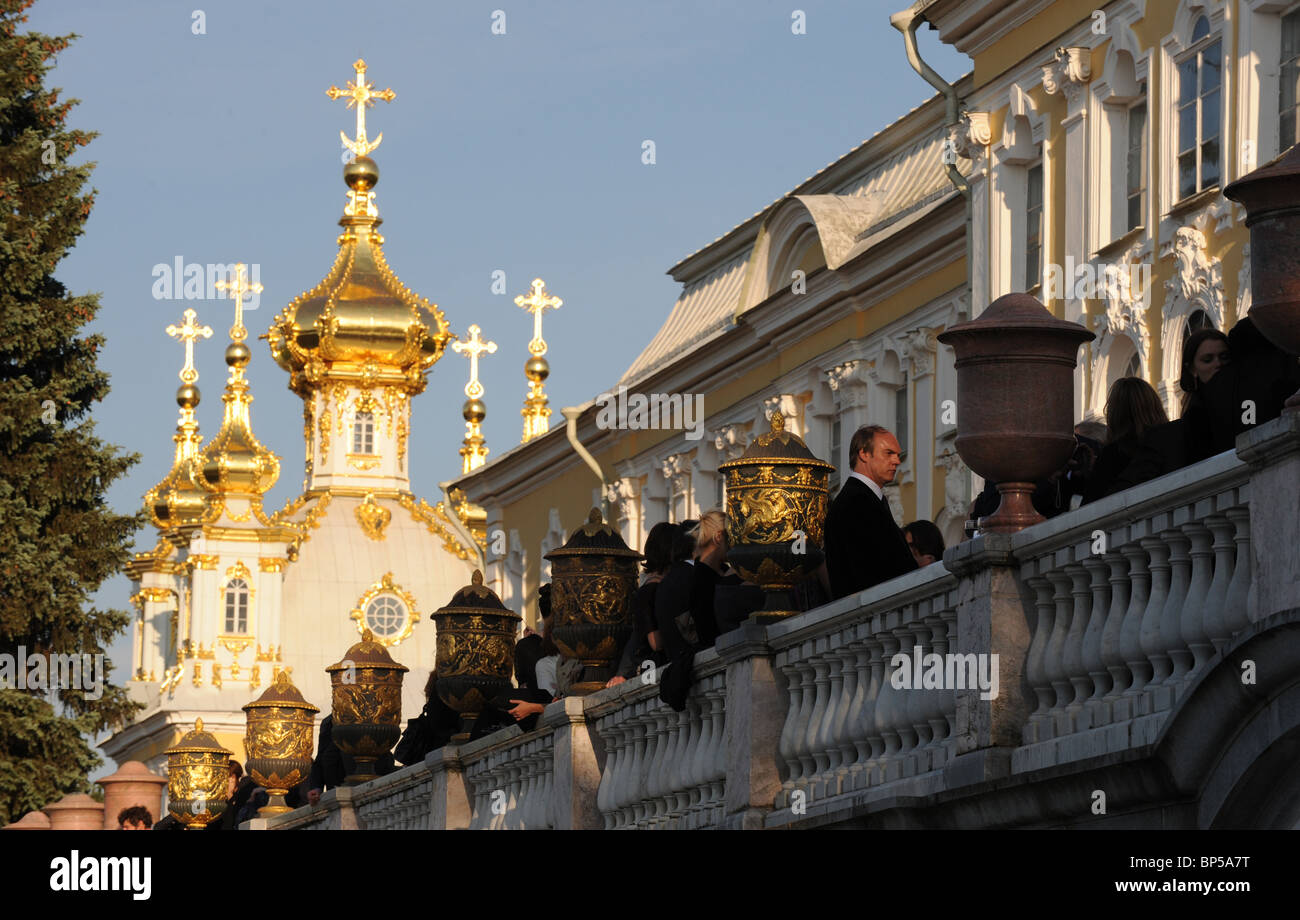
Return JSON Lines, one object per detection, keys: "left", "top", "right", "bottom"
{"left": 689, "top": 511, "right": 728, "bottom": 568}
{"left": 117, "top": 805, "right": 153, "bottom": 830}
{"left": 1105, "top": 377, "right": 1169, "bottom": 445}
{"left": 672, "top": 520, "right": 697, "bottom": 563}
{"left": 537, "top": 583, "right": 552, "bottom": 624}
{"left": 903, "top": 520, "right": 945, "bottom": 567}
{"left": 642, "top": 522, "right": 677, "bottom": 575}
{"left": 1074, "top": 420, "right": 1109, "bottom": 445}
{"left": 1181, "top": 328, "right": 1231, "bottom": 392}
{"left": 226, "top": 760, "right": 243, "bottom": 799}
{"left": 848, "top": 425, "right": 903, "bottom": 487}
{"left": 423, "top": 670, "right": 438, "bottom": 701}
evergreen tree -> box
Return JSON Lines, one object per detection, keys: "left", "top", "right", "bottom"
{"left": 0, "top": 0, "right": 142, "bottom": 825}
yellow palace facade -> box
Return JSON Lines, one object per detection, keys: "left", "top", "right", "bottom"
{"left": 453, "top": 0, "right": 1293, "bottom": 628}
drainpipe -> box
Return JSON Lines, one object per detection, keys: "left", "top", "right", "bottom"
{"left": 439, "top": 480, "right": 486, "bottom": 574}
{"left": 561, "top": 405, "right": 612, "bottom": 523}
{"left": 891, "top": 5, "right": 973, "bottom": 305}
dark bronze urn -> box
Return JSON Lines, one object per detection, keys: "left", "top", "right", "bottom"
{"left": 937, "top": 293, "right": 1093, "bottom": 533}
{"left": 718, "top": 411, "right": 834, "bottom": 618}
{"left": 433, "top": 569, "right": 521, "bottom": 740}
{"left": 545, "top": 508, "right": 642, "bottom": 694}
{"left": 325, "top": 628, "right": 408, "bottom": 784}
{"left": 242, "top": 671, "right": 320, "bottom": 814}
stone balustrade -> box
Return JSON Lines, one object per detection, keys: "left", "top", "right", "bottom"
{"left": 256, "top": 416, "right": 1300, "bottom": 830}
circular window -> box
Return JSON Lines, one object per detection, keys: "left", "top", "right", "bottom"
{"left": 364, "top": 595, "right": 406, "bottom": 639}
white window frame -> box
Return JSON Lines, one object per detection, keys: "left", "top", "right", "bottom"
{"left": 1090, "top": 21, "right": 1153, "bottom": 252}
{"left": 991, "top": 80, "right": 1049, "bottom": 297}
{"left": 1159, "top": 2, "right": 1229, "bottom": 212}
{"left": 223, "top": 578, "right": 250, "bottom": 634}
{"left": 352, "top": 410, "right": 375, "bottom": 454}
{"left": 1238, "top": 0, "right": 1300, "bottom": 177}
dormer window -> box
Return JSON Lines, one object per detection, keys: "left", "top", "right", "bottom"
{"left": 224, "top": 578, "right": 249, "bottom": 633}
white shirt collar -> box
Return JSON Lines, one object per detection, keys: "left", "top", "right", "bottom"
{"left": 848, "top": 470, "right": 884, "bottom": 501}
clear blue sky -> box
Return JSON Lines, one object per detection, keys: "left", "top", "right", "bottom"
{"left": 24, "top": 0, "right": 968, "bottom": 734}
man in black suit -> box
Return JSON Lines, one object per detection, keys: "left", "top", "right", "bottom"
{"left": 824, "top": 425, "right": 918, "bottom": 599}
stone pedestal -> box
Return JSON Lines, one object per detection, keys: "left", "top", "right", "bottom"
{"left": 98, "top": 761, "right": 168, "bottom": 829}
{"left": 717, "top": 621, "right": 782, "bottom": 828}
{"left": 43, "top": 793, "right": 105, "bottom": 830}
{"left": 1236, "top": 413, "right": 1300, "bottom": 620}
{"left": 543, "top": 697, "right": 603, "bottom": 830}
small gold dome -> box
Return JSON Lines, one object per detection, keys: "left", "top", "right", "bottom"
{"left": 463, "top": 398, "right": 486, "bottom": 423}
{"left": 176, "top": 384, "right": 200, "bottom": 410}
{"left": 267, "top": 155, "right": 452, "bottom": 399}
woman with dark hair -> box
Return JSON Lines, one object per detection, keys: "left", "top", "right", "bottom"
{"left": 1083, "top": 376, "right": 1169, "bottom": 503}
{"left": 1180, "top": 327, "right": 1231, "bottom": 410}
{"left": 394, "top": 670, "right": 461, "bottom": 765}
{"left": 607, "top": 522, "right": 677, "bottom": 687}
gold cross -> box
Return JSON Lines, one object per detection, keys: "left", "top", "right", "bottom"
{"left": 213, "top": 263, "right": 263, "bottom": 342}
{"left": 452, "top": 324, "right": 497, "bottom": 399}
{"left": 165, "top": 308, "right": 213, "bottom": 384}
{"left": 327, "top": 59, "right": 396, "bottom": 157}
{"left": 514, "top": 278, "right": 562, "bottom": 357}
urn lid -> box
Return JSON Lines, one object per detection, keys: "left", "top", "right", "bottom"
{"left": 544, "top": 508, "right": 641, "bottom": 561}
{"left": 164, "top": 718, "right": 234, "bottom": 757}
{"left": 937, "top": 293, "right": 1094, "bottom": 352}
{"left": 1224, "top": 143, "right": 1300, "bottom": 218}
{"left": 435, "top": 569, "right": 516, "bottom": 615}
{"left": 242, "top": 669, "right": 321, "bottom": 714}
{"left": 718, "top": 412, "right": 834, "bottom": 471}
{"left": 326, "top": 628, "right": 410, "bottom": 673}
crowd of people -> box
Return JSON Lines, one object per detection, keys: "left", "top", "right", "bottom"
{"left": 124, "top": 317, "right": 1295, "bottom": 825}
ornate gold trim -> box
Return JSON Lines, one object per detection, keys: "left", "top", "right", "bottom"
{"left": 188, "top": 554, "right": 219, "bottom": 571}
{"left": 355, "top": 493, "right": 392, "bottom": 541}
{"left": 346, "top": 453, "right": 381, "bottom": 471}
{"left": 396, "top": 492, "right": 473, "bottom": 560}
{"left": 348, "top": 571, "right": 419, "bottom": 646}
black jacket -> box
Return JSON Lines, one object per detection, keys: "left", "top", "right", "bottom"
{"left": 823, "top": 476, "right": 917, "bottom": 600}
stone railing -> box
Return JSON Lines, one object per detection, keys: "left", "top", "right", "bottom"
{"left": 256, "top": 416, "right": 1300, "bottom": 830}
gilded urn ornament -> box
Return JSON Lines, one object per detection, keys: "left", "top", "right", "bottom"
{"left": 325, "top": 628, "right": 408, "bottom": 784}
{"left": 164, "top": 718, "right": 233, "bottom": 830}
{"left": 718, "top": 411, "right": 834, "bottom": 618}
{"left": 545, "top": 508, "right": 642, "bottom": 694}
{"left": 433, "top": 569, "right": 521, "bottom": 739}
{"left": 242, "top": 671, "right": 320, "bottom": 815}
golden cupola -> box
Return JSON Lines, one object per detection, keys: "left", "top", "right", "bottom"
{"left": 144, "top": 308, "right": 214, "bottom": 541}
{"left": 267, "top": 63, "right": 451, "bottom": 400}
{"left": 190, "top": 268, "right": 281, "bottom": 510}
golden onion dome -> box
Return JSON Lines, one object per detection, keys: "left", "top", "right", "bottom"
{"left": 267, "top": 156, "right": 452, "bottom": 398}
{"left": 144, "top": 383, "right": 211, "bottom": 537}
{"left": 190, "top": 342, "right": 280, "bottom": 497}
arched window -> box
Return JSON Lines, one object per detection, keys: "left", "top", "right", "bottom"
{"left": 1183, "top": 309, "right": 1214, "bottom": 346}
{"left": 224, "top": 578, "right": 249, "bottom": 633}
{"left": 364, "top": 594, "right": 406, "bottom": 640}
{"left": 1122, "top": 352, "right": 1142, "bottom": 380}
{"left": 352, "top": 410, "right": 374, "bottom": 454}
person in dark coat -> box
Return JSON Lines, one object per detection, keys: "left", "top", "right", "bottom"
{"left": 655, "top": 513, "right": 731, "bottom": 657}
{"left": 1082, "top": 376, "right": 1168, "bottom": 503}
{"left": 824, "top": 425, "right": 917, "bottom": 599}
{"left": 306, "top": 714, "right": 395, "bottom": 804}
{"left": 608, "top": 522, "right": 677, "bottom": 686}
{"left": 395, "top": 671, "right": 460, "bottom": 765}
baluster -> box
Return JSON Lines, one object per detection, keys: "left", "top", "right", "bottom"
{"left": 1180, "top": 522, "right": 1216, "bottom": 680}
{"left": 792, "top": 652, "right": 818, "bottom": 797}
{"left": 1119, "top": 542, "right": 1152, "bottom": 719}
{"left": 1224, "top": 508, "right": 1252, "bottom": 633}
{"left": 845, "top": 641, "right": 872, "bottom": 787}
{"left": 1079, "top": 557, "right": 1112, "bottom": 727}
{"left": 907, "top": 617, "right": 935, "bottom": 773}
{"left": 670, "top": 702, "right": 696, "bottom": 822}
{"left": 1139, "top": 537, "right": 1173, "bottom": 712}
{"left": 596, "top": 716, "right": 616, "bottom": 829}
{"left": 823, "top": 638, "right": 850, "bottom": 793}
{"left": 924, "top": 613, "right": 951, "bottom": 767}
{"left": 874, "top": 631, "right": 902, "bottom": 783}
{"left": 1023, "top": 574, "right": 1055, "bottom": 743}
{"left": 804, "top": 649, "right": 833, "bottom": 798}
{"left": 628, "top": 702, "right": 650, "bottom": 827}
{"left": 659, "top": 704, "right": 684, "bottom": 824}
{"left": 1161, "top": 528, "right": 1193, "bottom": 688}
{"left": 1203, "top": 514, "right": 1236, "bottom": 653}
{"left": 687, "top": 689, "right": 712, "bottom": 826}
{"left": 1063, "top": 562, "right": 1093, "bottom": 733}
{"left": 832, "top": 645, "right": 860, "bottom": 792}
{"left": 1099, "top": 552, "right": 1131, "bottom": 717}
{"left": 645, "top": 706, "right": 670, "bottom": 826}
{"left": 891, "top": 625, "right": 919, "bottom": 772}
{"left": 940, "top": 606, "right": 959, "bottom": 754}
{"left": 860, "top": 636, "right": 886, "bottom": 788}
{"left": 775, "top": 654, "right": 804, "bottom": 806}
{"left": 701, "top": 682, "right": 725, "bottom": 825}
{"left": 1044, "top": 570, "right": 1074, "bottom": 738}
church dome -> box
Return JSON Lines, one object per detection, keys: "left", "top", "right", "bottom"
{"left": 267, "top": 156, "right": 452, "bottom": 398}
{"left": 190, "top": 342, "right": 280, "bottom": 498}
{"left": 144, "top": 383, "right": 211, "bottom": 537}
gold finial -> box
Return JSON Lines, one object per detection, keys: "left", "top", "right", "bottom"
{"left": 472, "top": 569, "right": 483, "bottom": 586}
{"left": 274, "top": 669, "right": 292, "bottom": 688}
{"left": 166, "top": 308, "right": 213, "bottom": 384}
{"left": 452, "top": 324, "right": 497, "bottom": 400}
{"left": 588, "top": 507, "right": 602, "bottom": 524}
{"left": 361, "top": 627, "right": 374, "bottom": 643}
{"left": 213, "top": 263, "right": 263, "bottom": 343}
{"left": 515, "top": 278, "right": 562, "bottom": 358}
{"left": 771, "top": 411, "right": 785, "bottom": 432}
{"left": 194, "top": 717, "right": 204, "bottom": 732}
{"left": 327, "top": 58, "right": 395, "bottom": 157}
